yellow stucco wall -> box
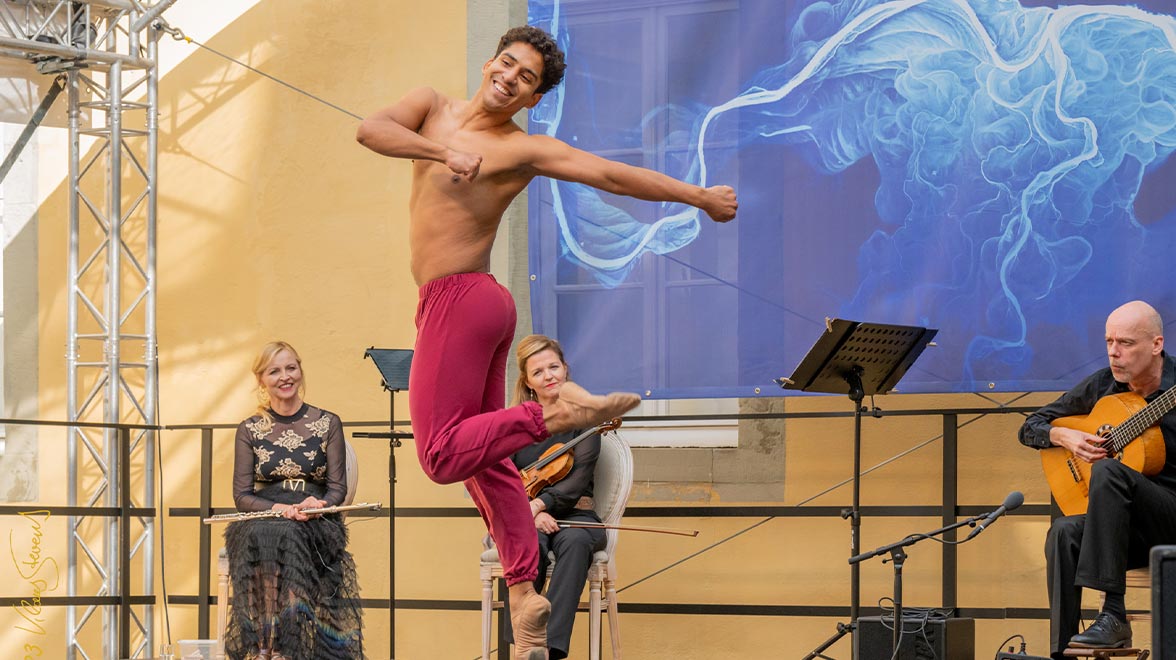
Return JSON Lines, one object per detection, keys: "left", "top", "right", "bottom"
{"left": 10, "top": 1, "right": 470, "bottom": 658}
{"left": 1, "top": 2, "right": 1139, "bottom": 659}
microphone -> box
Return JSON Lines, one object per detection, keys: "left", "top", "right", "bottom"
{"left": 964, "top": 491, "right": 1024, "bottom": 541}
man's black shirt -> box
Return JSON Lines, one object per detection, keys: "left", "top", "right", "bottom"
{"left": 1019, "top": 352, "right": 1176, "bottom": 492}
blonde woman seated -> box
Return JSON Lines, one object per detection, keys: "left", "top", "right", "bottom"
{"left": 223, "top": 341, "right": 363, "bottom": 659}
{"left": 504, "top": 335, "right": 608, "bottom": 659}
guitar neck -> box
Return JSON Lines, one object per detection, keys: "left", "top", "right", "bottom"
{"left": 1109, "top": 386, "right": 1176, "bottom": 452}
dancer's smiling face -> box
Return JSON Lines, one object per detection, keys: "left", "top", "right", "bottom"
{"left": 480, "top": 42, "right": 546, "bottom": 113}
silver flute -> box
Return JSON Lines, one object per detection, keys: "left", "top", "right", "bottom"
{"left": 202, "top": 502, "right": 382, "bottom": 524}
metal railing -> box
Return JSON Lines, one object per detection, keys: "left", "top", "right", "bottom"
{"left": 165, "top": 404, "right": 1051, "bottom": 659}
{"left": 0, "top": 403, "right": 1058, "bottom": 659}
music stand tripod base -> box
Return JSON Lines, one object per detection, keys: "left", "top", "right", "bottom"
{"left": 361, "top": 347, "right": 414, "bottom": 659}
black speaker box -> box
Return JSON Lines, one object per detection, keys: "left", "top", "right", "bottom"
{"left": 1154, "top": 545, "right": 1176, "bottom": 660}
{"left": 855, "top": 614, "right": 974, "bottom": 660}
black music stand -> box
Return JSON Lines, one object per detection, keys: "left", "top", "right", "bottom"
{"left": 354, "top": 347, "right": 414, "bottom": 656}
{"left": 783, "top": 319, "right": 937, "bottom": 660}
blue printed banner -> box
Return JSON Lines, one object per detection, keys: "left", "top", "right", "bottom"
{"left": 527, "top": 0, "right": 1176, "bottom": 398}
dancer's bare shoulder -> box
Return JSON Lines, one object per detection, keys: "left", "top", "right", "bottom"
{"left": 494, "top": 131, "right": 584, "bottom": 175}
{"left": 360, "top": 87, "right": 434, "bottom": 133}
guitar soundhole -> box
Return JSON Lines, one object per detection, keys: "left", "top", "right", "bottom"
{"left": 1095, "top": 424, "right": 1121, "bottom": 461}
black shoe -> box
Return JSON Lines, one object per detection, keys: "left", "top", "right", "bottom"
{"left": 1068, "top": 611, "right": 1132, "bottom": 649}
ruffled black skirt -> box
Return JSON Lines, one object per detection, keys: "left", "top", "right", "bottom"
{"left": 223, "top": 482, "right": 363, "bottom": 659}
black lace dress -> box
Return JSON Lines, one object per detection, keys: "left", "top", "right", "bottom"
{"left": 223, "top": 403, "right": 363, "bottom": 659}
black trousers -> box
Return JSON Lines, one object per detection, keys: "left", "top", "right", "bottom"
{"left": 1045, "top": 460, "right": 1176, "bottom": 657}
{"left": 504, "top": 509, "right": 607, "bottom": 659}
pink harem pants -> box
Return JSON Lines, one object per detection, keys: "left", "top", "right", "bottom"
{"left": 410, "top": 272, "right": 547, "bottom": 585}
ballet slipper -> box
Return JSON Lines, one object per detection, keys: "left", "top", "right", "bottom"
{"left": 542, "top": 382, "right": 640, "bottom": 435}
{"left": 511, "top": 590, "right": 551, "bottom": 660}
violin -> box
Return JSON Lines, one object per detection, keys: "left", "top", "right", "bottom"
{"left": 519, "top": 418, "right": 622, "bottom": 499}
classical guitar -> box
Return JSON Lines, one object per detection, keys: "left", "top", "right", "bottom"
{"left": 1041, "top": 388, "right": 1175, "bottom": 516}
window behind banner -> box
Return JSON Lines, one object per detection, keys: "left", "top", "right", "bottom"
{"left": 529, "top": 0, "right": 751, "bottom": 400}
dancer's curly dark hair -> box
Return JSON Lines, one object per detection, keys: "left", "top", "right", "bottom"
{"left": 495, "top": 25, "right": 566, "bottom": 94}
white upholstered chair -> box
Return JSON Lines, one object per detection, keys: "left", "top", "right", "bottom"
{"left": 480, "top": 429, "right": 634, "bottom": 660}
{"left": 215, "top": 438, "right": 359, "bottom": 658}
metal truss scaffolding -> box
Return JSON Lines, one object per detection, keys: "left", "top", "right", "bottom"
{"left": 0, "top": 0, "right": 175, "bottom": 657}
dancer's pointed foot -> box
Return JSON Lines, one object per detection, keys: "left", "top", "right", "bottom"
{"left": 542, "top": 382, "right": 640, "bottom": 435}
{"left": 510, "top": 589, "right": 551, "bottom": 660}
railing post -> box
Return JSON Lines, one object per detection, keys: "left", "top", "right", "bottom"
{"left": 199, "top": 427, "right": 213, "bottom": 637}
{"left": 120, "top": 426, "right": 132, "bottom": 659}
{"left": 941, "top": 413, "right": 958, "bottom": 610}
{"left": 497, "top": 577, "right": 509, "bottom": 660}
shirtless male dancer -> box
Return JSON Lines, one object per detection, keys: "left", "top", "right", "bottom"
{"left": 357, "top": 26, "right": 737, "bottom": 659}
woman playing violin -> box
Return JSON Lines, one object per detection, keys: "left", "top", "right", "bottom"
{"left": 506, "top": 335, "right": 608, "bottom": 660}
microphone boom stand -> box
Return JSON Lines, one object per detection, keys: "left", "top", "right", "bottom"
{"left": 849, "top": 514, "right": 989, "bottom": 656}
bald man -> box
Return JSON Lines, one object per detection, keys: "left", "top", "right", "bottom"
{"left": 1020, "top": 301, "right": 1176, "bottom": 657}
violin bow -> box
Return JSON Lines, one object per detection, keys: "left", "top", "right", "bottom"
{"left": 555, "top": 520, "right": 700, "bottom": 537}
